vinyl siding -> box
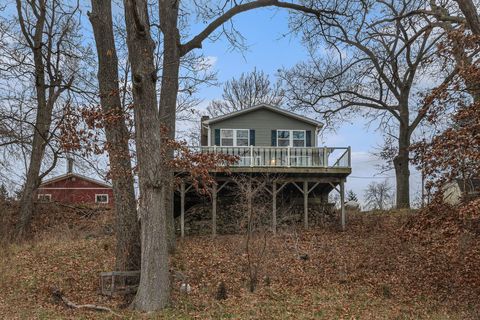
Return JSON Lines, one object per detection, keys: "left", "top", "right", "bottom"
{"left": 208, "top": 109, "right": 318, "bottom": 146}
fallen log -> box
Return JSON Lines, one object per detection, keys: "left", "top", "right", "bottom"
{"left": 51, "top": 287, "right": 121, "bottom": 317}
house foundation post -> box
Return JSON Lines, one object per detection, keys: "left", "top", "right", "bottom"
{"left": 340, "top": 179, "right": 345, "bottom": 231}
{"left": 272, "top": 182, "right": 277, "bottom": 234}
{"left": 180, "top": 181, "right": 185, "bottom": 238}
{"left": 212, "top": 183, "right": 217, "bottom": 237}
{"left": 303, "top": 180, "right": 308, "bottom": 228}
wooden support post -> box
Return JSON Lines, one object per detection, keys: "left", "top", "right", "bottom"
{"left": 340, "top": 179, "right": 345, "bottom": 231}
{"left": 303, "top": 180, "right": 308, "bottom": 228}
{"left": 180, "top": 181, "right": 185, "bottom": 238}
{"left": 272, "top": 182, "right": 277, "bottom": 234}
{"left": 212, "top": 183, "right": 217, "bottom": 237}
{"left": 247, "top": 179, "right": 252, "bottom": 219}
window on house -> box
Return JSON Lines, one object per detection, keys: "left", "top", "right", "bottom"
{"left": 95, "top": 194, "right": 109, "bottom": 204}
{"left": 38, "top": 194, "right": 51, "bottom": 202}
{"left": 220, "top": 129, "right": 249, "bottom": 146}
{"left": 236, "top": 129, "right": 249, "bottom": 146}
{"left": 293, "top": 130, "right": 305, "bottom": 147}
{"left": 277, "top": 130, "right": 306, "bottom": 147}
{"left": 277, "top": 130, "right": 290, "bottom": 146}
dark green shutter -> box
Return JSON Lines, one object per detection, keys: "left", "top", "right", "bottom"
{"left": 271, "top": 130, "right": 277, "bottom": 146}
{"left": 214, "top": 129, "right": 220, "bottom": 146}
{"left": 306, "top": 130, "right": 312, "bottom": 147}
{"left": 249, "top": 129, "right": 255, "bottom": 146}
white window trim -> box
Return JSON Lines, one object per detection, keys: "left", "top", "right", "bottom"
{"left": 277, "top": 129, "right": 306, "bottom": 147}
{"left": 220, "top": 129, "right": 250, "bottom": 147}
{"left": 95, "top": 194, "right": 109, "bottom": 204}
{"left": 37, "top": 194, "right": 52, "bottom": 201}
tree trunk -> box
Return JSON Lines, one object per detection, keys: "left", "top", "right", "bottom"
{"left": 16, "top": 131, "right": 47, "bottom": 237}
{"left": 124, "top": 0, "right": 170, "bottom": 310}
{"left": 159, "top": 0, "right": 181, "bottom": 253}
{"left": 394, "top": 113, "right": 411, "bottom": 209}
{"left": 89, "top": 0, "right": 140, "bottom": 271}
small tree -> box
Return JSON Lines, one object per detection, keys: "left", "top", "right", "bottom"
{"left": 364, "top": 180, "right": 394, "bottom": 211}
{"left": 346, "top": 190, "right": 358, "bottom": 202}
{"left": 231, "top": 175, "right": 270, "bottom": 293}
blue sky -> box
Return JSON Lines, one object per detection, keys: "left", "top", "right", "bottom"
{"left": 185, "top": 7, "right": 423, "bottom": 207}
{"left": 1, "top": 2, "right": 422, "bottom": 207}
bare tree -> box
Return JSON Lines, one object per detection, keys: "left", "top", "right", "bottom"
{"left": 231, "top": 175, "right": 271, "bottom": 292}
{"left": 207, "top": 68, "right": 284, "bottom": 117}
{"left": 0, "top": 0, "right": 87, "bottom": 237}
{"left": 364, "top": 180, "right": 394, "bottom": 211}
{"left": 281, "top": 0, "right": 451, "bottom": 209}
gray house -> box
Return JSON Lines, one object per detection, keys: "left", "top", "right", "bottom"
{"left": 203, "top": 104, "right": 320, "bottom": 147}
{"left": 176, "top": 104, "right": 351, "bottom": 236}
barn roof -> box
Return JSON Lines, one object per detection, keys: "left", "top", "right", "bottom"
{"left": 39, "top": 173, "right": 112, "bottom": 188}
{"left": 203, "top": 103, "right": 324, "bottom": 128}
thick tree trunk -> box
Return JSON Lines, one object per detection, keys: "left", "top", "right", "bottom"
{"left": 159, "top": 0, "right": 181, "bottom": 252}
{"left": 16, "top": 130, "right": 47, "bottom": 237}
{"left": 124, "top": 0, "right": 170, "bottom": 310}
{"left": 89, "top": 0, "right": 140, "bottom": 271}
{"left": 394, "top": 114, "right": 411, "bottom": 209}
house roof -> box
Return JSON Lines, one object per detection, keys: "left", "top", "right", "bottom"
{"left": 203, "top": 104, "right": 324, "bottom": 128}
{"left": 39, "top": 172, "right": 112, "bottom": 188}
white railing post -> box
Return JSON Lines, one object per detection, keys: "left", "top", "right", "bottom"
{"left": 250, "top": 145, "right": 254, "bottom": 167}
{"left": 287, "top": 147, "right": 291, "bottom": 167}
{"left": 348, "top": 146, "right": 352, "bottom": 167}
{"left": 323, "top": 147, "right": 328, "bottom": 167}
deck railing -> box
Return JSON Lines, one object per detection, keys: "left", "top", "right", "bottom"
{"left": 187, "top": 146, "right": 351, "bottom": 168}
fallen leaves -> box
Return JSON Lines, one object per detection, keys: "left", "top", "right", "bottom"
{"left": 1, "top": 204, "right": 479, "bottom": 319}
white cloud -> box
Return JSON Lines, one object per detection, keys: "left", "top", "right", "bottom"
{"left": 202, "top": 56, "right": 218, "bottom": 69}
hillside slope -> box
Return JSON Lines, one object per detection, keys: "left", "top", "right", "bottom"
{"left": 1, "top": 204, "right": 479, "bottom": 319}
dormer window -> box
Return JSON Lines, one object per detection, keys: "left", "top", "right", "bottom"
{"left": 277, "top": 130, "right": 306, "bottom": 147}
{"left": 220, "top": 129, "right": 249, "bottom": 146}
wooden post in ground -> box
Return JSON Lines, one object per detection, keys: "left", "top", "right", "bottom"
{"left": 303, "top": 180, "right": 308, "bottom": 228}
{"left": 340, "top": 179, "right": 345, "bottom": 231}
{"left": 247, "top": 178, "right": 252, "bottom": 220}
{"left": 272, "top": 182, "right": 277, "bottom": 234}
{"left": 180, "top": 181, "right": 185, "bottom": 238}
{"left": 212, "top": 183, "right": 217, "bottom": 237}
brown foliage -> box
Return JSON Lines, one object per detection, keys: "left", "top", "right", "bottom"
{"left": 412, "top": 31, "right": 480, "bottom": 196}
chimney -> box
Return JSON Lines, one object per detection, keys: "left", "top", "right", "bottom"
{"left": 67, "top": 157, "right": 74, "bottom": 174}
{"left": 200, "top": 116, "right": 209, "bottom": 146}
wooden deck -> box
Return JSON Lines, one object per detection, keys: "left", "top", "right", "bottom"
{"left": 175, "top": 146, "right": 352, "bottom": 237}
{"left": 187, "top": 146, "right": 351, "bottom": 170}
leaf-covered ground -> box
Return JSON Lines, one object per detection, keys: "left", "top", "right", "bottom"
{"left": 1, "top": 205, "right": 479, "bottom": 319}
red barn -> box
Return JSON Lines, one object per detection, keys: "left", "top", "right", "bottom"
{"left": 36, "top": 173, "right": 114, "bottom": 207}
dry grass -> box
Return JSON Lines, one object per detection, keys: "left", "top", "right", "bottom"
{"left": 1, "top": 205, "right": 479, "bottom": 319}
